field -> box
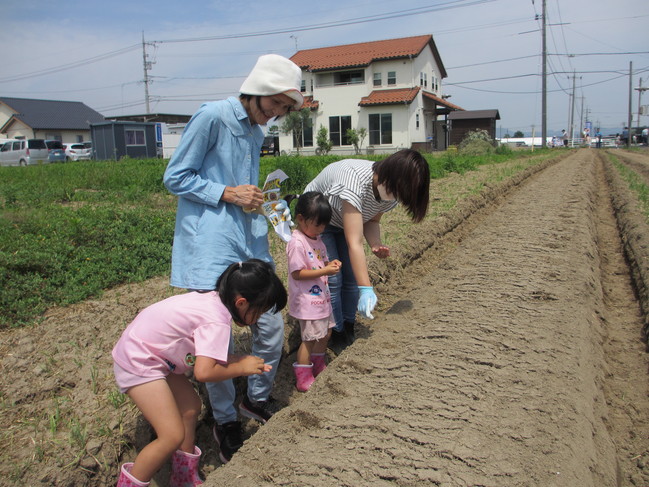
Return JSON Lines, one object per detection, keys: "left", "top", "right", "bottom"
{"left": 1, "top": 148, "right": 648, "bottom": 486}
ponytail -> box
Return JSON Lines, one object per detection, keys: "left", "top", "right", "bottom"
{"left": 217, "top": 259, "right": 287, "bottom": 322}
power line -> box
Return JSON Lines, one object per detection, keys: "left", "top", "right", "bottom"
{"left": 447, "top": 55, "right": 538, "bottom": 69}
{"left": 551, "top": 51, "right": 649, "bottom": 56}
{"left": 152, "top": 0, "right": 495, "bottom": 44}
{"left": 0, "top": 44, "right": 141, "bottom": 83}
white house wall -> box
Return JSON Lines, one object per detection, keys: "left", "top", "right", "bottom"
{"left": 291, "top": 43, "right": 447, "bottom": 155}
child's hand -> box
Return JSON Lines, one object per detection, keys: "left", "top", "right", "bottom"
{"left": 371, "top": 245, "right": 391, "bottom": 259}
{"left": 235, "top": 355, "right": 272, "bottom": 376}
{"left": 323, "top": 259, "right": 342, "bottom": 275}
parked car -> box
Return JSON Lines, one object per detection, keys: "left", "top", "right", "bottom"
{"left": 45, "top": 140, "right": 66, "bottom": 163}
{"left": 260, "top": 136, "right": 280, "bottom": 156}
{"left": 0, "top": 138, "right": 49, "bottom": 166}
{"left": 81, "top": 141, "right": 94, "bottom": 158}
{"left": 63, "top": 143, "right": 91, "bottom": 161}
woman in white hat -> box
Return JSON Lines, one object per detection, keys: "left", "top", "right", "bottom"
{"left": 163, "top": 54, "right": 303, "bottom": 466}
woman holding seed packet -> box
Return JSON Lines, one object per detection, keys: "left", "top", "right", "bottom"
{"left": 163, "top": 53, "right": 302, "bottom": 464}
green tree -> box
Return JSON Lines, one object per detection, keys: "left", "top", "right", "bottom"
{"left": 513, "top": 130, "right": 524, "bottom": 138}
{"left": 357, "top": 127, "right": 367, "bottom": 153}
{"left": 267, "top": 125, "right": 279, "bottom": 137}
{"left": 281, "top": 108, "right": 311, "bottom": 155}
{"left": 316, "top": 125, "right": 333, "bottom": 155}
{"left": 346, "top": 128, "right": 360, "bottom": 154}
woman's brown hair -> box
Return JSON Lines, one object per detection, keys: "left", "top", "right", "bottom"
{"left": 373, "top": 149, "right": 430, "bottom": 223}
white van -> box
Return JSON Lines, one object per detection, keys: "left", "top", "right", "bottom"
{"left": 0, "top": 139, "right": 49, "bottom": 166}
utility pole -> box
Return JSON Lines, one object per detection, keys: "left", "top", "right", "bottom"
{"left": 541, "top": 0, "right": 547, "bottom": 148}
{"left": 142, "top": 32, "right": 154, "bottom": 115}
{"left": 627, "top": 61, "right": 633, "bottom": 147}
{"left": 579, "top": 96, "right": 585, "bottom": 142}
{"left": 637, "top": 77, "right": 643, "bottom": 134}
{"left": 569, "top": 71, "right": 577, "bottom": 144}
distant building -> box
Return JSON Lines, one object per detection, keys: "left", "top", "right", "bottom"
{"left": 289, "top": 34, "right": 463, "bottom": 155}
{"left": 0, "top": 97, "right": 104, "bottom": 143}
{"left": 448, "top": 109, "right": 501, "bottom": 146}
{"left": 91, "top": 121, "right": 158, "bottom": 160}
{"left": 106, "top": 113, "right": 191, "bottom": 124}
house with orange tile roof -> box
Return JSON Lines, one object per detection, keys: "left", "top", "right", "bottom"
{"left": 287, "top": 34, "right": 463, "bottom": 155}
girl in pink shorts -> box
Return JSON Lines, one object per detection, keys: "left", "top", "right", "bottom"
{"left": 112, "top": 259, "right": 286, "bottom": 487}
{"left": 286, "top": 192, "right": 341, "bottom": 392}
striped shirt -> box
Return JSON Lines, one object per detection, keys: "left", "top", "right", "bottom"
{"left": 304, "top": 159, "right": 397, "bottom": 229}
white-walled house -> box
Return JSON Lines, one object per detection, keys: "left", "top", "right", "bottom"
{"left": 0, "top": 97, "right": 105, "bottom": 143}
{"left": 288, "top": 34, "right": 463, "bottom": 155}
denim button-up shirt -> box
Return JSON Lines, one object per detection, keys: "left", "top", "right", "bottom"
{"left": 163, "top": 97, "right": 270, "bottom": 290}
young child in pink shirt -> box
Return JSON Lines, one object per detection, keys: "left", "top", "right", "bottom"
{"left": 112, "top": 259, "right": 286, "bottom": 487}
{"left": 286, "top": 192, "right": 341, "bottom": 391}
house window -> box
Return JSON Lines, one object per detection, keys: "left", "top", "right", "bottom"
{"left": 329, "top": 115, "right": 352, "bottom": 146}
{"left": 420, "top": 72, "right": 428, "bottom": 88}
{"left": 301, "top": 79, "right": 306, "bottom": 92}
{"left": 373, "top": 73, "right": 382, "bottom": 87}
{"left": 293, "top": 119, "right": 314, "bottom": 148}
{"left": 416, "top": 113, "right": 420, "bottom": 129}
{"left": 369, "top": 113, "right": 392, "bottom": 145}
{"left": 334, "top": 70, "right": 364, "bottom": 86}
{"left": 125, "top": 129, "right": 146, "bottom": 146}
{"left": 387, "top": 71, "right": 396, "bottom": 86}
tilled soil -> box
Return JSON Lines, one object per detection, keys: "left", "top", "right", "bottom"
{"left": 204, "top": 149, "right": 649, "bottom": 487}
{"left": 1, "top": 149, "right": 649, "bottom": 487}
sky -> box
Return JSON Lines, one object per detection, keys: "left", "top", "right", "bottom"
{"left": 2, "top": 0, "right": 648, "bottom": 136}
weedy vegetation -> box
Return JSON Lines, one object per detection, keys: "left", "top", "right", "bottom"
{"left": 0, "top": 148, "right": 534, "bottom": 328}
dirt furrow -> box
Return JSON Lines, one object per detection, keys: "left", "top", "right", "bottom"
{"left": 203, "top": 150, "right": 649, "bottom": 486}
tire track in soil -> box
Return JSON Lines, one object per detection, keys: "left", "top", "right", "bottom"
{"left": 203, "top": 150, "right": 649, "bottom": 487}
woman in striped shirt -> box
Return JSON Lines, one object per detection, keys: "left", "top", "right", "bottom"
{"left": 304, "top": 149, "right": 430, "bottom": 350}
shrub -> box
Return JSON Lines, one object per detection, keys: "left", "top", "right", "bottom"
{"left": 458, "top": 129, "right": 495, "bottom": 156}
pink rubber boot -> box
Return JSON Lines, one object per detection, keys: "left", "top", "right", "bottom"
{"left": 310, "top": 353, "right": 327, "bottom": 377}
{"left": 117, "top": 463, "right": 150, "bottom": 487}
{"left": 293, "top": 362, "right": 315, "bottom": 392}
{"left": 169, "top": 446, "right": 203, "bottom": 487}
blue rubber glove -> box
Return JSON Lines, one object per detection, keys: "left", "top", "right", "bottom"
{"left": 274, "top": 199, "right": 294, "bottom": 226}
{"left": 357, "top": 286, "right": 377, "bottom": 319}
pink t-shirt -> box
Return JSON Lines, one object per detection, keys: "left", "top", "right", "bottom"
{"left": 112, "top": 291, "right": 232, "bottom": 376}
{"left": 286, "top": 229, "right": 333, "bottom": 320}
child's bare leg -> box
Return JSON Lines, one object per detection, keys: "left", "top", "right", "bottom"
{"left": 297, "top": 340, "right": 315, "bottom": 364}
{"left": 127, "top": 378, "right": 187, "bottom": 481}
{"left": 166, "top": 373, "right": 202, "bottom": 452}
{"left": 312, "top": 329, "right": 332, "bottom": 354}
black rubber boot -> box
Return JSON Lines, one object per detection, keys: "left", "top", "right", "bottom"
{"left": 343, "top": 320, "right": 356, "bottom": 345}
{"left": 329, "top": 328, "right": 348, "bottom": 353}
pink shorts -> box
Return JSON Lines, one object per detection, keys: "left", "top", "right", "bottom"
{"left": 113, "top": 361, "right": 170, "bottom": 393}
{"left": 296, "top": 314, "right": 335, "bottom": 342}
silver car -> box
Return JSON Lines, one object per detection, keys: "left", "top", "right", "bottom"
{"left": 64, "top": 143, "right": 91, "bottom": 161}
{"left": 0, "top": 139, "right": 49, "bottom": 166}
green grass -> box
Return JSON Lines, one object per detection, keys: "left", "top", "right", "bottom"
{"left": 1, "top": 149, "right": 531, "bottom": 328}
{"left": 607, "top": 153, "right": 649, "bottom": 217}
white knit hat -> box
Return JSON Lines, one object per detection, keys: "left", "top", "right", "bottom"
{"left": 240, "top": 54, "right": 304, "bottom": 110}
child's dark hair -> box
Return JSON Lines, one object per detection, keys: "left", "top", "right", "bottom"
{"left": 295, "top": 191, "right": 332, "bottom": 227}
{"left": 217, "top": 259, "right": 287, "bottom": 322}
